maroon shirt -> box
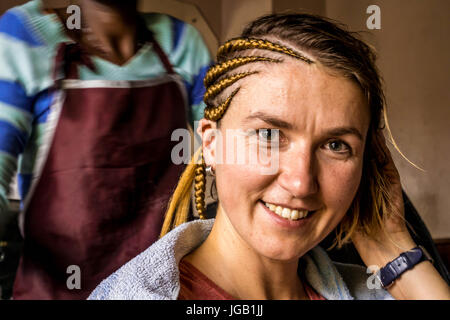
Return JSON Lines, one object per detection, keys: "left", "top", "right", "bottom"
{"left": 178, "top": 260, "right": 326, "bottom": 300}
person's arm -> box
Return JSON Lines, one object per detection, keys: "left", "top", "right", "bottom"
{"left": 0, "top": 9, "right": 38, "bottom": 231}
{"left": 352, "top": 132, "right": 450, "bottom": 299}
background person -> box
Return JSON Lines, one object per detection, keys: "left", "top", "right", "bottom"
{"left": 0, "top": 0, "right": 211, "bottom": 299}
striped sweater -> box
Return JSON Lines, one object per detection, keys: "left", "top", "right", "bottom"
{"left": 0, "top": 0, "right": 212, "bottom": 214}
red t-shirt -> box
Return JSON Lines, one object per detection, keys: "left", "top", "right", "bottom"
{"left": 178, "top": 260, "right": 326, "bottom": 300}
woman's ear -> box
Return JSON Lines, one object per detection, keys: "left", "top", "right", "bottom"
{"left": 197, "top": 119, "right": 218, "bottom": 168}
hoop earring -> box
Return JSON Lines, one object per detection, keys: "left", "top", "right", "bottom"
{"left": 205, "top": 166, "right": 215, "bottom": 177}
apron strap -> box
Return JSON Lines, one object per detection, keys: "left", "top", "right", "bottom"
{"left": 148, "top": 33, "right": 175, "bottom": 75}
{"left": 52, "top": 42, "right": 97, "bottom": 84}
{"left": 149, "top": 34, "right": 175, "bottom": 74}
{"left": 138, "top": 17, "right": 176, "bottom": 75}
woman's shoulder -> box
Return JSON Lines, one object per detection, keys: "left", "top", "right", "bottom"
{"left": 0, "top": 0, "right": 68, "bottom": 46}
{"left": 303, "top": 246, "right": 394, "bottom": 300}
{"left": 140, "top": 12, "right": 211, "bottom": 78}
{"left": 140, "top": 12, "right": 196, "bottom": 53}
{"left": 88, "top": 219, "right": 214, "bottom": 300}
{"left": 332, "top": 261, "right": 394, "bottom": 300}
{"left": 0, "top": 0, "right": 68, "bottom": 94}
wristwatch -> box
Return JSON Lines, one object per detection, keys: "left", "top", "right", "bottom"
{"left": 375, "top": 245, "right": 433, "bottom": 289}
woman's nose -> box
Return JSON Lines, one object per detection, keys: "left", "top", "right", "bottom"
{"left": 277, "top": 150, "right": 318, "bottom": 198}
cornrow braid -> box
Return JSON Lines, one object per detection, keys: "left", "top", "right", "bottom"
{"left": 204, "top": 56, "right": 282, "bottom": 88}
{"left": 204, "top": 88, "right": 240, "bottom": 121}
{"left": 194, "top": 151, "right": 207, "bottom": 219}
{"left": 217, "top": 38, "right": 314, "bottom": 64}
{"left": 203, "top": 71, "right": 257, "bottom": 102}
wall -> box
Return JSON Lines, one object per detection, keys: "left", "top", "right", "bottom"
{"left": 0, "top": 0, "right": 28, "bottom": 13}
{"left": 324, "top": 0, "right": 450, "bottom": 239}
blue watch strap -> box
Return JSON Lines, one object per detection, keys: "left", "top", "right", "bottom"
{"left": 377, "top": 246, "right": 432, "bottom": 288}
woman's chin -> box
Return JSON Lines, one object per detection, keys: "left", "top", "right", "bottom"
{"left": 254, "top": 241, "right": 312, "bottom": 263}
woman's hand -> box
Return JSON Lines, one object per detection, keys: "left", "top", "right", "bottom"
{"left": 351, "top": 131, "right": 450, "bottom": 299}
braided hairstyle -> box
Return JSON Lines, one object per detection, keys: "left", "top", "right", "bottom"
{"left": 161, "top": 13, "right": 403, "bottom": 249}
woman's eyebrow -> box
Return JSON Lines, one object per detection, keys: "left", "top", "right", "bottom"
{"left": 243, "top": 112, "right": 294, "bottom": 130}
{"left": 325, "top": 127, "right": 363, "bottom": 141}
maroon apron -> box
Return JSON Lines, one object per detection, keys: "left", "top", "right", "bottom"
{"left": 13, "top": 32, "right": 188, "bottom": 299}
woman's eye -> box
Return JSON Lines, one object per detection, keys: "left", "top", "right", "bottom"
{"left": 325, "top": 140, "right": 351, "bottom": 154}
{"left": 257, "top": 129, "right": 279, "bottom": 142}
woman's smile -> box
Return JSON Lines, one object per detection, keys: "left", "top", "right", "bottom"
{"left": 258, "top": 199, "right": 316, "bottom": 229}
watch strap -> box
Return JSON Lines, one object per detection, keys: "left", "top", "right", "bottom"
{"left": 377, "top": 246, "right": 433, "bottom": 288}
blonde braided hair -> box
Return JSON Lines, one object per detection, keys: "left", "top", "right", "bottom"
{"left": 204, "top": 88, "right": 240, "bottom": 122}
{"left": 203, "top": 72, "right": 257, "bottom": 102}
{"left": 217, "top": 38, "right": 313, "bottom": 64}
{"left": 204, "top": 56, "right": 281, "bottom": 88}
{"left": 194, "top": 151, "right": 207, "bottom": 220}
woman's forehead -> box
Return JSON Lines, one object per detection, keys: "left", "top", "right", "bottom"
{"left": 223, "top": 61, "right": 370, "bottom": 134}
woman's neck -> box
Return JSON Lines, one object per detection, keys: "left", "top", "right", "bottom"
{"left": 184, "top": 206, "right": 309, "bottom": 300}
{"left": 80, "top": 0, "right": 139, "bottom": 64}
{"left": 47, "top": 0, "right": 141, "bottom": 65}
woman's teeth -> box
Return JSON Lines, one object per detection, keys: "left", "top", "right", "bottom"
{"left": 264, "top": 202, "right": 309, "bottom": 221}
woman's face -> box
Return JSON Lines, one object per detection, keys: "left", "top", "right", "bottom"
{"left": 202, "top": 60, "right": 370, "bottom": 262}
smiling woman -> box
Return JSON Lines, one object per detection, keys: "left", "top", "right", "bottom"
{"left": 89, "top": 13, "right": 450, "bottom": 300}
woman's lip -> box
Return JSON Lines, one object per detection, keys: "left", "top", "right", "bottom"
{"left": 259, "top": 200, "right": 314, "bottom": 229}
